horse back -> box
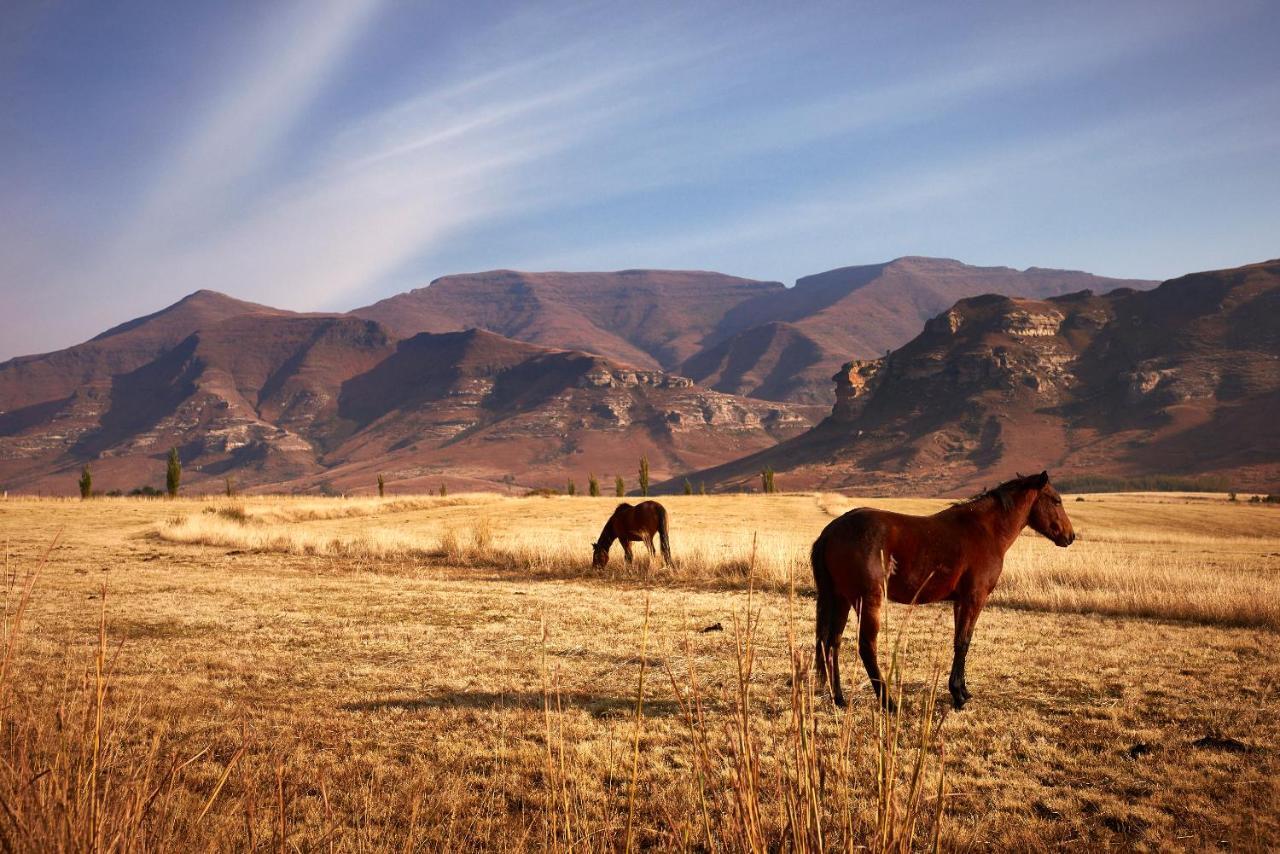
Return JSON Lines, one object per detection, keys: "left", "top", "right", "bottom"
{"left": 819, "top": 507, "right": 973, "bottom": 605}
{"left": 614, "top": 500, "right": 664, "bottom": 538}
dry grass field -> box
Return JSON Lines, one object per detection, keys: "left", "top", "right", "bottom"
{"left": 1, "top": 491, "right": 1278, "bottom": 850}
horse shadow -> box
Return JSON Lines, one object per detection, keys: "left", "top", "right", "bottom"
{"left": 342, "top": 690, "right": 683, "bottom": 718}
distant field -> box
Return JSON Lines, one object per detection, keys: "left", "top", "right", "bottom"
{"left": 1, "top": 492, "right": 1277, "bottom": 849}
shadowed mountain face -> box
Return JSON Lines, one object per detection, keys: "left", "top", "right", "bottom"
{"left": 351, "top": 269, "right": 787, "bottom": 371}
{"left": 351, "top": 260, "right": 1156, "bottom": 404}
{"left": 0, "top": 304, "right": 818, "bottom": 495}
{"left": 671, "top": 260, "right": 1280, "bottom": 495}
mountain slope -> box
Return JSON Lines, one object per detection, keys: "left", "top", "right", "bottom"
{"left": 313, "top": 328, "right": 818, "bottom": 493}
{"left": 0, "top": 302, "right": 819, "bottom": 494}
{"left": 669, "top": 259, "right": 1280, "bottom": 495}
{"left": 680, "top": 257, "right": 1158, "bottom": 402}
{"left": 351, "top": 269, "right": 786, "bottom": 370}
{"left": 0, "top": 290, "right": 290, "bottom": 413}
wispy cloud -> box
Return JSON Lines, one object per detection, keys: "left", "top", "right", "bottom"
{"left": 1, "top": 0, "right": 1276, "bottom": 359}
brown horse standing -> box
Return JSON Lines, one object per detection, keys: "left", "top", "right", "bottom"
{"left": 812, "top": 471, "right": 1075, "bottom": 711}
{"left": 592, "top": 501, "right": 672, "bottom": 567}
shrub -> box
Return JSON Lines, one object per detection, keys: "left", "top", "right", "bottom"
{"left": 377, "top": 473, "right": 385, "bottom": 497}
{"left": 1054, "top": 473, "right": 1231, "bottom": 493}
{"left": 638, "top": 456, "right": 649, "bottom": 497}
{"left": 683, "top": 479, "right": 693, "bottom": 495}
{"left": 224, "top": 476, "right": 235, "bottom": 497}
{"left": 588, "top": 473, "right": 600, "bottom": 497}
{"left": 524, "top": 488, "right": 559, "bottom": 498}
{"left": 566, "top": 478, "right": 577, "bottom": 497}
{"left": 439, "top": 483, "right": 448, "bottom": 497}
{"left": 615, "top": 475, "right": 625, "bottom": 497}
{"left": 78, "top": 465, "right": 92, "bottom": 499}
{"left": 760, "top": 467, "right": 776, "bottom": 494}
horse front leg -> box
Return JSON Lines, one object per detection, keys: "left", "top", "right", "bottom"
{"left": 622, "top": 540, "right": 634, "bottom": 565}
{"left": 949, "top": 591, "right": 988, "bottom": 710}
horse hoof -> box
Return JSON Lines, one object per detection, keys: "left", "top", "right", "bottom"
{"left": 951, "top": 694, "right": 968, "bottom": 711}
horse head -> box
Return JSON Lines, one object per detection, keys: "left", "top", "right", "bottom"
{"left": 1025, "top": 471, "right": 1075, "bottom": 547}
{"left": 590, "top": 540, "right": 610, "bottom": 568}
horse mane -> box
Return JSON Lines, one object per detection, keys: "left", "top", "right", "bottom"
{"left": 952, "top": 475, "right": 1034, "bottom": 513}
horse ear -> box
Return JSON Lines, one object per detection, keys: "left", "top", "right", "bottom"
{"left": 1035, "top": 471, "right": 1049, "bottom": 488}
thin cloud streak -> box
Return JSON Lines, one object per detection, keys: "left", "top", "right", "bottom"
{"left": 1, "top": 0, "right": 1276, "bottom": 359}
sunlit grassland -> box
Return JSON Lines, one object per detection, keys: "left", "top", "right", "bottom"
{"left": 0, "top": 491, "right": 1276, "bottom": 849}
{"left": 152, "top": 491, "right": 1280, "bottom": 629}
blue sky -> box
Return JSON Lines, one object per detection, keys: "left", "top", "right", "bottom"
{"left": 2, "top": 0, "right": 1278, "bottom": 360}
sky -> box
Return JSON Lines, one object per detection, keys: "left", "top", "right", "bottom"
{"left": 2, "top": 0, "right": 1278, "bottom": 360}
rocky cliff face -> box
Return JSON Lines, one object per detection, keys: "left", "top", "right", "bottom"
{"left": 671, "top": 260, "right": 1280, "bottom": 495}
{"left": 682, "top": 257, "right": 1157, "bottom": 403}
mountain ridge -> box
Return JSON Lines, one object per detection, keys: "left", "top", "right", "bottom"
{"left": 666, "top": 258, "right": 1280, "bottom": 495}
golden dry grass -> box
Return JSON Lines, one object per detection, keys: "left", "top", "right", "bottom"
{"left": 158, "top": 491, "right": 1280, "bottom": 629}
{"left": 0, "top": 492, "right": 1277, "bottom": 849}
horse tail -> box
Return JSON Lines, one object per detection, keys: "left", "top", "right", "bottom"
{"left": 657, "top": 503, "right": 673, "bottom": 565}
{"left": 811, "top": 531, "right": 835, "bottom": 680}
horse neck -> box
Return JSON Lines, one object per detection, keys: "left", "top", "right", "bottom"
{"left": 596, "top": 521, "right": 617, "bottom": 547}
{"left": 973, "top": 489, "right": 1038, "bottom": 553}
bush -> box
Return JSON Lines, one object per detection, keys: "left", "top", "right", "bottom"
{"left": 524, "top": 488, "right": 560, "bottom": 498}
{"left": 638, "top": 456, "right": 650, "bottom": 497}
{"left": 566, "top": 478, "right": 576, "bottom": 497}
{"left": 615, "top": 475, "right": 625, "bottom": 498}
{"left": 377, "top": 473, "right": 385, "bottom": 498}
{"left": 588, "top": 473, "right": 600, "bottom": 497}
{"left": 683, "top": 479, "right": 693, "bottom": 495}
{"left": 78, "top": 465, "right": 92, "bottom": 500}
{"left": 1054, "top": 473, "right": 1232, "bottom": 493}
{"left": 128, "top": 486, "right": 164, "bottom": 498}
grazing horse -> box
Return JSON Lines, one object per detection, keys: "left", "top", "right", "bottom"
{"left": 811, "top": 471, "right": 1075, "bottom": 711}
{"left": 592, "top": 501, "right": 672, "bottom": 567}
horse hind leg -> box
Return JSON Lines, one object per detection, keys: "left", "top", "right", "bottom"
{"left": 815, "top": 592, "right": 852, "bottom": 707}
{"left": 858, "top": 594, "right": 897, "bottom": 713}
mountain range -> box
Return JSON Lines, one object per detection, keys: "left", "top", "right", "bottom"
{"left": 0, "top": 292, "right": 816, "bottom": 495}
{"left": 353, "top": 259, "right": 1155, "bottom": 404}
{"left": 672, "top": 259, "right": 1280, "bottom": 494}
{"left": 2, "top": 256, "right": 1274, "bottom": 496}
